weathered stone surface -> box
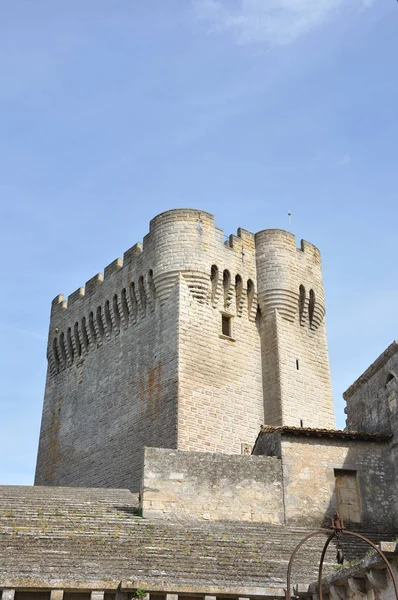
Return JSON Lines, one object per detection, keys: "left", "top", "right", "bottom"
{"left": 142, "top": 447, "right": 284, "bottom": 523}
{"left": 0, "top": 485, "right": 381, "bottom": 592}
{"left": 35, "top": 209, "right": 336, "bottom": 491}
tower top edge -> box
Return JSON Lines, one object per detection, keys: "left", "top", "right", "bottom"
{"left": 149, "top": 208, "right": 215, "bottom": 230}
{"left": 255, "top": 229, "right": 321, "bottom": 256}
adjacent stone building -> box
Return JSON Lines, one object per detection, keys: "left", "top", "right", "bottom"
{"left": 1, "top": 209, "right": 397, "bottom": 600}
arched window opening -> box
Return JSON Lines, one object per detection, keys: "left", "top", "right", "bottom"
{"left": 223, "top": 269, "right": 231, "bottom": 308}
{"left": 139, "top": 276, "right": 147, "bottom": 315}
{"left": 52, "top": 338, "right": 60, "bottom": 372}
{"left": 59, "top": 332, "right": 67, "bottom": 366}
{"left": 121, "top": 288, "right": 129, "bottom": 323}
{"left": 210, "top": 265, "right": 219, "bottom": 303}
{"left": 89, "top": 311, "right": 97, "bottom": 345}
{"left": 308, "top": 289, "right": 315, "bottom": 327}
{"left": 247, "top": 279, "right": 254, "bottom": 316}
{"left": 81, "top": 317, "right": 89, "bottom": 351}
{"left": 67, "top": 327, "right": 74, "bottom": 362}
{"left": 299, "top": 285, "right": 306, "bottom": 324}
{"left": 113, "top": 294, "right": 121, "bottom": 331}
{"left": 386, "top": 373, "right": 396, "bottom": 388}
{"left": 235, "top": 274, "right": 243, "bottom": 314}
{"left": 96, "top": 306, "right": 105, "bottom": 340}
{"left": 74, "top": 322, "right": 82, "bottom": 357}
{"left": 105, "top": 300, "right": 113, "bottom": 334}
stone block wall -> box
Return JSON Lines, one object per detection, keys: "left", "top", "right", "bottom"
{"left": 141, "top": 447, "right": 284, "bottom": 523}
{"left": 35, "top": 279, "right": 180, "bottom": 492}
{"left": 177, "top": 224, "right": 263, "bottom": 453}
{"left": 344, "top": 341, "right": 398, "bottom": 530}
{"left": 255, "top": 230, "right": 335, "bottom": 429}
{"left": 278, "top": 435, "right": 394, "bottom": 529}
{"left": 344, "top": 341, "right": 398, "bottom": 435}
{"left": 35, "top": 209, "right": 336, "bottom": 491}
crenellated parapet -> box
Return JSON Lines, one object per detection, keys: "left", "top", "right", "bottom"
{"left": 38, "top": 207, "right": 335, "bottom": 490}
{"left": 47, "top": 209, "right": 258, "bottom": 377}
{"left": 47, "top": 211, "right": 329, "bottom": 382}
{"left": 255, "top": 229, "right": 325, "bottom": 329}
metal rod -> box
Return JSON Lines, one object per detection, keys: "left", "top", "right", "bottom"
{"left": 285, "top": 529, "right": 330, "bottom": 600}
{"left": 317, "top": 532, "right": 336, "bottom": 600}
{"left": 286, "top": 525, "right": 398, "bottom": 600}
{"left": 341, "top": 530, "right": 398, "bottom": 600}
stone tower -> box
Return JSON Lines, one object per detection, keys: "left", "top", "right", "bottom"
{"left": 35, "top": 209, "right": 335, "bottom": 491}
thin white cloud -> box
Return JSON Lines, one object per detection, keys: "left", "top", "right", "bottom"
{"left": 193, "top": 0, "right": 371, "bottom": 46}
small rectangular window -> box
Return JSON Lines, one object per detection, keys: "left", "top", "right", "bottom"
{"left": 222, "top": 314, "right": 232, "bottom": 337}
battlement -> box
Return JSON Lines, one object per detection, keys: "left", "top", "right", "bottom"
{"left": 255, "top": 229, "right": 321, "bottom": 263}
{"left": 51, "top": 209, "right": 257, "bottom": 314}
{"left": 47, "top": 210, "right": 263, "bottom": 378}
{"left": 254, "top": 229, "right": 325, "bottom": 327}
{"left": 47, "top": 211, "right": 330, "bottom": 379}
{"left": 37, "top": 207, "right": 335, "bottom": 490}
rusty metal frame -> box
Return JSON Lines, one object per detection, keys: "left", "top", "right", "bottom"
{"left": 285, "top": 513, "right": 398, "bottom": 600}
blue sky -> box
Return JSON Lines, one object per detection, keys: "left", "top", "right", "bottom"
{"left": 0, "top": 1, "right": 397, "bottom": 484}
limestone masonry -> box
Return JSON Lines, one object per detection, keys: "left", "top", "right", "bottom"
{"left": 2, "top": 207, "right": 398, "bottom": 600}
{"left": 35, "top": 208, "right": 335, "bottom": 491}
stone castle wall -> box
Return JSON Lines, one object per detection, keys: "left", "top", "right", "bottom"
{"left": 35, "top": 209, "right": 336, "bottom": 490}
{"left": 35, "top": 233, "right": 181, "bottom": 491}
{"left": 344, "top": 341, "right": 398, "bottom": 529}
{"left": 142, "top": 447, "right": 284, "bottom": 523}
{"left": 344, "top": 341, "right": 398, "bottom": 435}
{"left": 279, "top": 436, "right": 394, "bottom": 530}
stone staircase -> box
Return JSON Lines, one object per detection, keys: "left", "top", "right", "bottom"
{"left": 0, "top": 486, "right": 393, "bottom": 592}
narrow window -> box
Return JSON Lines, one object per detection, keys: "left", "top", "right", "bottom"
{"left": 296, "top": 359, "right": 299, "bottom": 370}
{"left": 121, "top": 288, "right": 130, "bottom": 323}
{"left": 96, "top": 306, "right": 105, "bottom": 339}
{"left": 223, "top": 270, "right": 231, "bottom": 308}
{"left": 211, "top": 265, "right": 219, "bottom": 304}
{"left": 130, "top": 282, "right": 138, "bottom": 321}
{"left": 89, "top": 311, "right": 97, "bottom": 345}
{"left": 334, "top": 469, "right": 361, "bottom": 523}
{"left": 139, "top": 275, "right": 147, "bottom": 316}
{"left": 67, "top": 327, "right": 74, "bottom": 362}
{"left": 113, "top": 294, "right": 121, "bottom": 331}
{"left": 52, "top": 337, "right": 60, "bottom": 372}
{"left": 247, "top": 279, "right": 254, "bottom": 316}
{"left": 299, "top": 284, "right": 306, "bottom": 324}
{"left": 235, "top": 274, "right": 243, "bottom": 314}
{"left": 105, "top": 300, "right": 113, "bottom": 335}
{"left": 308, "top": 289, "right": 315, "bottom": 327}
{"left": 81, "top": 317, "right": 89, "bottom": 351}
{"left": 148, "top": 269, "right": 156, "bottom": 307}
{"left": 300, "top": 419, "right": 304, "bottom": 428}
{"left": 222, "top": 314, "right": 232, "bottom": 337}
{"left": 74, "top": 322, "right": 82, "bottom": 357}
{"left": 59, "top": 332, "right": 67, "bottom": 366}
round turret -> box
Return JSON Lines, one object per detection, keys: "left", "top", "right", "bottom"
{"left": 254, "top": 229, "right": 325, "bottom": 328}
{"left": 146, "top": 209, "right": 215, "bottom": 305}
